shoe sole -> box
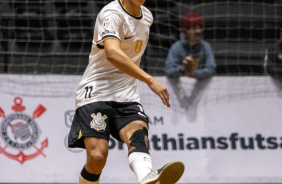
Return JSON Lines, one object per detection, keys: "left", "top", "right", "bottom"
{"left": 146, "top": 161, "right": 185, "bottom": 184}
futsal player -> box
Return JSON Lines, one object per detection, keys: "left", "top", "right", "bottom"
{"left": 68, "top": 0, "right": 185, "bottom": 184}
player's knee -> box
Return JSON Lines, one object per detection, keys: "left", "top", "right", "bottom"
{"left": 128, "top": 127, "right": 149, "bottom": 155}
{"left": 87, "top": 150, "right": 108, "bottom": 164}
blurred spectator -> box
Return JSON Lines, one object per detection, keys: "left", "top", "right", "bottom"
{"left": 164, "top": 10, "right": 216, "bottom": 79}
{"left": 264, "top": 28, "right": 282, "bottom": 78}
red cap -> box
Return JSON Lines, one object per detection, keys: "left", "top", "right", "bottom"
{"left": 183, "top": 10, "right": 204, "bottom": 30}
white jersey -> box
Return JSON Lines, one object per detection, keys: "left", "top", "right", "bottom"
{"left": 75, "top": 0, "right": 153, "bottom": 109}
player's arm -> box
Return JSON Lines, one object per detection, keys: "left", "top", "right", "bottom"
{"left": 104, "top": 38, "right": 170, "bottom": 108}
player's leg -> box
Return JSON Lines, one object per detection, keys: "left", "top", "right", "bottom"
{"left": 79, "top": 137, "right": 109, "bottom": 184}
{"left": 119, "top": 120, "right": 153, "bottom": 183}
{"left": 112, "top": 102, "right": 184, "bottom": 184}
{"left": 68, "top": 102, "right": 112, "bottom": 184}
{"left": 120, "top": 121, "right": 185, "bottom": 184}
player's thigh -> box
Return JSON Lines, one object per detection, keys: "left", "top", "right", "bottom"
{"left": 84, "top": 137, "right": 109, "bottom": 160}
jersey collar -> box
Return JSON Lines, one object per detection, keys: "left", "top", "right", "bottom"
{"left": 118, "top": 0, "right": 143, "bottom": 20}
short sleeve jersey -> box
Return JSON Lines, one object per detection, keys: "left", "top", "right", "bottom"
{"left": 75, "top": 0, "right": 153, "bottom": 109}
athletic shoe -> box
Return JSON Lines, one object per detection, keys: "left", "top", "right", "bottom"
{"left": 140, "top": 161, "right": 185, "bottom": 184}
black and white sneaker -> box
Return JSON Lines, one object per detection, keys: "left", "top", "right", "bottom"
{"left": 140, "top": 161, "right": 185, "bottom": 184}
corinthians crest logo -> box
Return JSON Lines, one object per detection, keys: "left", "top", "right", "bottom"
{"left": 0, "top": 97, "right": 48, "bottom": 164}
{"left": 90, "top": 113, "right": 107, "bottom": 131}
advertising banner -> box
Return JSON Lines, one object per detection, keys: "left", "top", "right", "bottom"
{"left": 0, "top": 75, "right": 282, "bottom": 183}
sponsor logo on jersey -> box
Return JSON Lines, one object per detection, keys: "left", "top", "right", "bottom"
{"left": 103, "top": 16, "right": 112, "bottom": 30}
{"left": 102, "top": 30, "right": 116, "bottom": 36}
{"left": 125, "top": 35, "right": 135, "bottom": 40}
{"left": 0, "top": 97, "right": 48, "bottom": 164}
{"left": 90, "top": 112, "right": 107, "bottom": 131}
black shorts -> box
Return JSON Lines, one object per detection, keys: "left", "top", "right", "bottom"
{"left": 68, "top": 101, "right": 149, "bottom": 149}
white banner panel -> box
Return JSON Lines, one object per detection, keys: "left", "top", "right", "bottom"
{"left": 0, "top": 75, "right": 282, "bottom": 183}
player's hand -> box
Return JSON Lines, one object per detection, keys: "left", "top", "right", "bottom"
{"left": 147, "top": 79, "right": 170, "bottom": 108}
